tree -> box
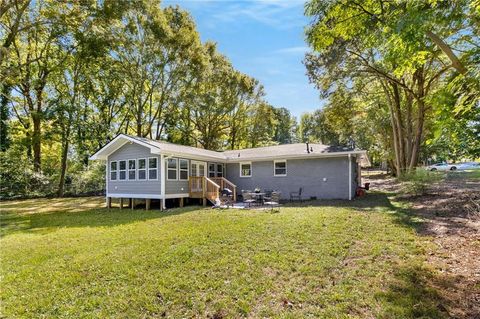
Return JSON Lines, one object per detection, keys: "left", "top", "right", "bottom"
{"left": 304, "top": 0, "right": 479, "bottom": 175}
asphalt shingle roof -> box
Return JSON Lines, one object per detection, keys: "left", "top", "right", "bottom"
{"left": 126, "top": 135, "right": 358, "bottom": 161}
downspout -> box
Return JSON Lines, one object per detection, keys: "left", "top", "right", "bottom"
{"left": 105, "top": 154, "right": 109, "bottom": 203}
{"left": 160, "top": 154, "right": 166, "bottom": 210}
{"left": 348, "top": 154, "right": 352, "bottom": 200}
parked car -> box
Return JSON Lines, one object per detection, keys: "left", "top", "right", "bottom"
{"left": 426, "top": 163, "right": 456, "bottom": 171}
{"left": 456, "top": 162, "right": 480, "bottom": 170}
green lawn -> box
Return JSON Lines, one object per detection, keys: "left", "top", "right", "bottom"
{"left": 1, "top": 195, "right": 445, "bottom": 318}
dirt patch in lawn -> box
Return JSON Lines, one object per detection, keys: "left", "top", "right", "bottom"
{"left": 366, "top": 172, "right": 480, "bottom": 319}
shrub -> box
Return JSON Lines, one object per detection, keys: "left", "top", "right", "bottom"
{"left": 0, "top": 147, "right": 56, "bottom": 198}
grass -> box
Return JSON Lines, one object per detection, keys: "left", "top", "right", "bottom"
{"left": 0, "top": 195, "right": 446, "bottom": 318}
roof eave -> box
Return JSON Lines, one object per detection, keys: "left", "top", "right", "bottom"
{"left": 224, "top": 150, "right": 367, "bottom": 162}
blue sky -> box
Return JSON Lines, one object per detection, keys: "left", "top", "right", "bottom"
{"left": 162, "top": 0, "right": 322, "bottom": 118}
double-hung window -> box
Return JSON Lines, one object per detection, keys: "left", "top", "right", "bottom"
{"left": 274, "top": 160, "right": 287, "bottom": 176}
{"left": 167, "top": 158, "right": 177, "bottom": 180}
{"left": 110, "top": 161, "right": 118, "bottom": 181}
{"left": 128, "top": 159, "right": 136, "bottom": 180}
{"left": 179, "top": 159, "right": 189, "bottom": 180}
{"left": 119, "top": 160, "right": 127, "bottom": 180}
{"left": 148, "top": 157, "right": 158, "bottom": 180}
{"left": 138, "top": 158, "right": 146, "bottom": 180}
{"left": 208, "top": 163, "right": 216, "bottom": 177}
{"left": 240, "top": 162, "right": 252, "bottom": 177}
{"left": 217, "top": 164, "right": 223, "bottom": 177}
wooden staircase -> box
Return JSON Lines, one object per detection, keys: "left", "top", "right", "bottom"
{"left": 189, "top": 176, "right": 237, "bottom": 206}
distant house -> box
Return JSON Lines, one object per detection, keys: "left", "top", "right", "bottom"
{"left": 90, "top": 134, "right": 368, "bottom": 209}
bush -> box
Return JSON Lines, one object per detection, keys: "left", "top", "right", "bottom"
{"left": 399, "top": 170, "right": 443, "bottom": 196}
{"left": 0, "top": 147, "right": 56, "bottom": 198}
{"left": 66, "top": 161, "right": 105, "bottom": 196}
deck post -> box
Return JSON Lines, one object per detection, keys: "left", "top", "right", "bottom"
{"left": 202, "top": 177, "right": 206, "bottom": 207}
{"left": 106, "top": 197, "right": 111, "bottom": 209}
{"left": 180, "top": 197, "right": 184, "bottom": 208}
{"left": 120, "top": 198, "right": 124, "bottom": 209}
{"left": 131, "top": 198, "right": 134, "bottom": 210}
{"left": 146, "top": 198, "right": 151, "bottom": 210}
{"left": 128, "top": 198, "right": 132, "bottom": 208}
{"left": 159, "top": 199, "right": 163, "bottom": 211}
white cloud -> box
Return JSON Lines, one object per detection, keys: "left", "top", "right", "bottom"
{"left": 274, "top": 46, "right": 309, "bottom": 55}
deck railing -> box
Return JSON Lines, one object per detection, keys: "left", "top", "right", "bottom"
{"left": 211, "top": 177, "right": 237, "bottom": 202}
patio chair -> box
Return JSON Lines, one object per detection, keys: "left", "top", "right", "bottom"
{"left": 263, "top": 190, "right": 273, "bottom": 202}
{"left": 290, "top": 187, "right": 303, "bottom": 202}
{"left": 242, "top": 191, "right": 256, "bottom": 208}
{"left": 264, "top": 192, "right": 280, "bottom": 211}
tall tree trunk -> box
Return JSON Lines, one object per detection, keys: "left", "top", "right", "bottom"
{"left": 409, "top": 68, "right": 426, "bottom": 170}
{"left": 405, "top": 91, "right": 414, "bottom": 162}
{"left": 57, "top": 123, "right": 71, "bottom": 197}
{"left": 0, "top": 84, "right": 11, "bottom": 151}
{"left": 391, "top": 83, "right": 406, "bottom": 173}
{"left": 32, "top": 111, "right": 41, "bottom": 171}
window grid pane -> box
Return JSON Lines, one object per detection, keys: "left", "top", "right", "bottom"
{"left": 149, "top": 158, "right": 158, "bottom": 169}
{"left": 138, "top": 159, "right": 146, "bottom": 169}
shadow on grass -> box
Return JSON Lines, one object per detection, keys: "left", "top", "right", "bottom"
{"left": 0, "top": 205, "right": 201, "bottom": 238}
{"left": 376, "top": 264, "right": 450, "bottom": 318}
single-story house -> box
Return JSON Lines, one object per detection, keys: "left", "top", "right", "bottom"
{"left": 89, "top": 134, "right": 368, "bottom": 209}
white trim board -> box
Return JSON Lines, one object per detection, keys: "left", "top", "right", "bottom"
{"left": 106, "top": 193, "right": 189, "bottom": 199}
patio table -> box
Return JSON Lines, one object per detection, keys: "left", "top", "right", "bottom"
{"left": 248, "top": 192, "right": 265, "bottom": 205}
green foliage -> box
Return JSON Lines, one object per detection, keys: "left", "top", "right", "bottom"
{"left": 305, "top": 0, "right": 480, "bottom": 173}
{"left": 399, "top": 170, "right": 443, "bottom": 196}
{"left": 0, "top": 146, "right": 55, "bottom": 198}
{"left": 1, "top": 0, "right": 298, "bottom": 198}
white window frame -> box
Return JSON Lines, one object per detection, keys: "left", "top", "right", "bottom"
{"left": 166, "top": 158, "right": 178, "bottom": 181}
{"left": 119, "top": 160, "right": 127, "bottom": 181}
{"left": 127, "top": 159, "right": 136, "bottom": 181}
{"left": 239, "top": 162, "right": 252, "bottom": 178}
{"left": 208, "top": 163, "right": 216, "bottom": 177}
{"left": 110, "top": 160, "right": 118, "bottom": 181}
{"left": 274, "top": 160, "right": 287, "bottom": 177}
{"left": 217, "top": 163, "right": 224, "bottom": 177}
{"left": 137, "top": 158, "right": 147, "bottom": 180}
{"left": 179, "top": 159, "right": 189, "bottom": 181}
{"left": 148, "top": 157, "right": 159, "bottom": 181}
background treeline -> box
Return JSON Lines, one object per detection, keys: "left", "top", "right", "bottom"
{"left": 303, "top": 0, "right": 480, "bottom": 176}
{"left": 0, "top": 0, "right": 299, "bottom": 198}
{"left": 1, "top": 0, "right": 479, "bottom": 198}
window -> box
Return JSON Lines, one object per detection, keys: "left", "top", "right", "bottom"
{"left": 128, "top": 159, "right": 136, "bottom": 180}
{"left": 138, "top": 158, "right": 146, "bottom": 180}
{"left": 119, "top": 160, "right": 126, "bottom": 180}
{"left": 274, "top": 160, "right": 287, "bottom": 176}
{"left": 110, "top": 161, "right": 118, "bottom": 181}
{"left": 240, "top": 162, "right": 252, "bottom": 177}
{"left": 166, "top": 158, "right": 177, "bottom": 180}
{"left": 217, "top": 164, "right": 223, "bottom": 177}
{"left": 208, "top": 163, "right": 216, "bottom": 177}
{"left": 148, "top": 157, "right": 158, "bottom": 180}
{"left": 179, "top": 159, "right": 189, "bottom": 180}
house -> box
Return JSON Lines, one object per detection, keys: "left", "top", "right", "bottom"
{"left": 89, "top": 134, "right": 368, "bottom": 209}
